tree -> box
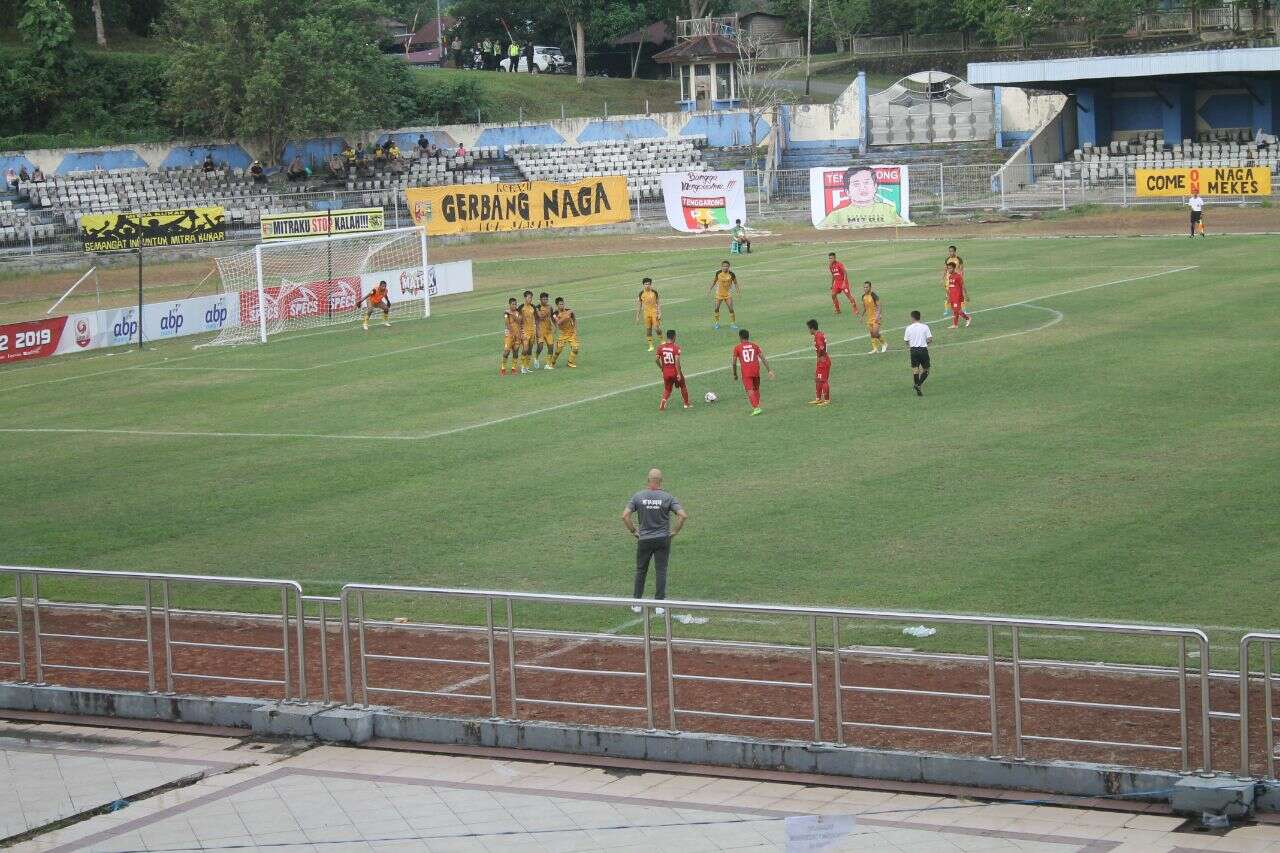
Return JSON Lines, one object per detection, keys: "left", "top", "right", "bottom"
{"left": 91, "top": 0, "right": 105, "bottom": 44}
{"left": 160, "top": 0, "right": 415, "bottom": 164}
{"left": 735, "top": 28, "right": 798, "bottom": 172}
{"left": 19, "top": 0, "right": 75, "bottom": 69}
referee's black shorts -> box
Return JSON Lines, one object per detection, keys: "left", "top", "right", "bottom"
{"left": 1191, "top": 210, "right": 1203, "bottom": 223}
{"left": 909, "top": 346, "right": 930, "bottom": 369}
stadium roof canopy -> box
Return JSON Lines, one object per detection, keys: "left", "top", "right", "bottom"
{"left": 969, "top": 47, "right": 1280, "bottom": 90}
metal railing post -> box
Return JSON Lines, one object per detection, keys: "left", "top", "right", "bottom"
{"left": 832, "top": 616, "right": 844, "bottom": 746}
{"left": 1061, "top": 175, "right": 1067, "bottom": 210}
{"left": 1178, "top": 636, "right": 1189, "bottom": 772}
{"left": 1266, "top": 641, "right": 1275, "bottom": 779}
{"left": 294, "top": 588, "right": 307, "bottom": 702}
{"left": 643, "top": 606, "right": 655, "bottom": 731}
{"left": 1011, "top": 625, "right": 1023, "bottom": 759}
{"left": 664, "top": 607, "right": 677, "bottom": 730}
{"left": 31, "top": 575, "right": 44, "bottom": 685}
{"left": 162, "top": 580, "right": 174, "bottom": 693}
{"left": 999, "top": 172, "right": 1006, "bottom": 210}
{"left": 340, "top": 592, "right": 353, "bottom": 705}
{"left": 506, "top": 598, "right": 518, "bottom": 718}
{"left": 938, "top": 163, "right": 945, "bottom": 212}
{"left": 14, "top": 574, "right": 26, "bottom": 683}
{"left": 1241, "top": 639, "right": 1253, "bottom": 777}
{"left": 808, "top": 615, "right": 821, "bottom": 742}
{"left": 280, "top": 587, "right": 292, "bottom": 702}
{"left": 144, "top": 580, "right": 156, "bottom": 693}
{"left": 317, "top": 599, "right": 331, "bottom": 705}
{"left": 987, "top": 624, "right": 999, "bottom": 757}
{"left": 1199, "top": 635, "right": 1212, "bottom": 772}
{"left": 1121, "top": 168, "right": 1128, "bottom": 207}
{"left": 485, "top": 597, "right": 498, "bottom": 719}
{"left": 357, "top": 591, "right": 369, "bottom": 707}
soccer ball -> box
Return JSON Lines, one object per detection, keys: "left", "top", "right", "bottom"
{"left": 704, "top": 391, "right": 718, "bottom": 403}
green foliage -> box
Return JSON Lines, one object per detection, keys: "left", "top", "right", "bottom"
{"left": 19, "top": 0, "right": 75, "bottom": 68}
{"left": 412, "top": 73, "right": 486, "bottom": 124}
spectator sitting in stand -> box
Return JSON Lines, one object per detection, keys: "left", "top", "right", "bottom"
{"left": 327, "top": 154, "right": 345, "bottom": 180}
{"left": 202, "top": 153, "right": 216, "bottom": 173}
{"left": 4, "top": 167, "right": 16, "bottom": 192}
{"left": 387, "top": 142, "right": 401, "bottom": 161}
{"left": 455, "top": 142, "right": 466, "bottom": 159}
{"left": 249, "top": 160, "right": 266, "bottom": 185}
{"left": 416, "top": 134, "right": 429, "bottom": 156}
{"left": 372, "top": 144, "right": 386, "bottom": 164}
{"left": 286, "top": 155, "right": 307, "bottom": 182}
{"left": 31, "top": 167, "right": 45, "bottom": 183}
{"left": 18, "top": 165, "right": 30, "bottom": 183}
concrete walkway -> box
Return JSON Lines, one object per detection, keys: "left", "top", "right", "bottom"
{"left": 3, "top": 719, "right": 1279, "bottom": 851}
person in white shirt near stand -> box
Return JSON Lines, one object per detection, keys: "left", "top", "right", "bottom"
{"left": 903, "top": 310, "right": 933, "bottom": 397}
{"left": 1187, "top": 192, "right": 1205, "bottom": 238}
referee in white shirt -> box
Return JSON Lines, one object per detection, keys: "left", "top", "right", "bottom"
{"left": 1187, "top": 192, "right": 1204, "bottom": 238}
{"left": 903, "top": 310, "right": 933, "bottom": 397}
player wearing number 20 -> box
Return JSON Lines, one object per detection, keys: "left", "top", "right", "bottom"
{"left": 730, "top": 329, "right": 774, "bottom": 416}
{"left": 655, "top": 330, "right": 690, "bottom": 411}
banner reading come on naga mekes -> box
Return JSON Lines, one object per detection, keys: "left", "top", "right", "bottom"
{"left": 79, "top": 207, "right": 226, "bottom": 252}
{"left": 661, "top": 170, "right": 747, "bottom": 233}
{"left": 809, "top": 165, "right": 912, "bottom": 230}
{"left": 405, "top": 177, "right": 630, "bottom": 236}
{"left": 1135, "top": 166, "right": 1272, "bottom": 197}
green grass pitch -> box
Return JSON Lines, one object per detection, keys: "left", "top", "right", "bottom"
{"left": 1, "top": 233, "right": 1277, "bottom": 662}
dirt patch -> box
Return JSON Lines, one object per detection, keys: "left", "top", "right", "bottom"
{"left": 0, "top": 606, "right": 1268, "bottom": 776}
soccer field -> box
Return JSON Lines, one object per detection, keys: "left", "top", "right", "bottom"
{"left": 2, "top": 233, "right": 1277, "bottom": 660}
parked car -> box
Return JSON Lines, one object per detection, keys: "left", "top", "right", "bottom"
{"left": 499, "top": 46, "right": 570, "bottom": 73}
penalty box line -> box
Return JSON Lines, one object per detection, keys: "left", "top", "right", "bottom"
{"left": 0, "top": 265, "right": 1197, "bottom": 442}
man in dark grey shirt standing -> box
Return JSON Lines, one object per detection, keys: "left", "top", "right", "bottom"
{"left": 621, "top": 468, "right": 688, "bottom": 613}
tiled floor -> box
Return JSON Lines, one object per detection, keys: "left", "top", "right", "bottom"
{"left": 4, "top": 722, "right": 1280, "bottom": 851}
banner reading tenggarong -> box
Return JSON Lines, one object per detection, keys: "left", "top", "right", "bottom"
{"left": 406, "top": 177, "right": 630, "bottom": 235}
{"left": 809, "top": 165, "right": 912, "bottom": 230}
{"left": 661, "top": 170, "right": 747, "bottom": 233}
{"left": 79, "top": 207, "right": 226, "bottom": 252}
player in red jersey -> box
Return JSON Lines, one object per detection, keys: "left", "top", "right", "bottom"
{"left": 806, "top": 319, "right": 830, "bottom": 406}
{"left": 946, "top": 269, "right": 971, "bottom": 328}
{"left": 730, "top": 328, "right": 774, "bottom": 416}
{"left": 655, "top": 329, "right": 691, "bottom": 411}
{"left": 828, "top": 252, "right": 859, "bottom": 317}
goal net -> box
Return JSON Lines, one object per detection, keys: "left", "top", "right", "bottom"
{"left": 200, "top": 226, "right": 429, "bottom": 346}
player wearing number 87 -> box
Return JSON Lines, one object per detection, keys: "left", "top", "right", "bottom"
{"left": 655, "top": 329, "right": 690, "bottom": 411}
{"left": 730, "top": 328, "right": 774, "bottom": 416}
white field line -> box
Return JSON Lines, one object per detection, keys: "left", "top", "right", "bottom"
{"left": 134, "top": 298, "right": 695, "bottom": 373}
{"left": 0, "top": 266, "right": 1197, "bottom": 443}
{"left": 433, "top": 616, "right": 644, "bottom": 696}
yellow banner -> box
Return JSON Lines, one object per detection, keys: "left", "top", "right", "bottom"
{"left": 79, "top": 207, "right": 226, "bottom": 253}
{"left": 260, "top": 207, "right": 385, "bottom": 241}
{"left": 406, "top": 177, "right": 631, "bottom": 235}
{"left": 1136, "top": 166, "right": 1272, "bottom": 197}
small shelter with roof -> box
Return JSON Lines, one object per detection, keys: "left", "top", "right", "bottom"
{"left": 653, "top": 17, "right": 743, "bottom": 112}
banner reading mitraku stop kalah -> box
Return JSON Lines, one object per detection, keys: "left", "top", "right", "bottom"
{"left": 809, "top": 165, "right": 912, "bottom": 230}
{"left": 259, "top": 207, "right": 385, "bottom": 241}
{"left": 406, "top": 177, "right": 630, "bottom": 235}
{"left": 1136, "top": 166, "right": 1272, "bottom": 197}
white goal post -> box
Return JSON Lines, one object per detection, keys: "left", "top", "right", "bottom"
{"left": 200, "top": 225, "right": 430, "bottom": 346}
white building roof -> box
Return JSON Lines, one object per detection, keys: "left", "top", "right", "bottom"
{"left": 968, "top": 47, "right": 1280, "bottom": 86}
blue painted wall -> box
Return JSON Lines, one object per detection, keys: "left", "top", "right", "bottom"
{"left": 994, "top": 86, "right": 1004, "bottom": 148}
{"left": 56, "top": 150, "right": 147, "bottom": 174}
{"left": 679, "top": 113, "right": 768, "bottom": 147}
{"left": 475, "top": 125, "right": 565, "bottom": 152}
{"left": 161, "top": 144, "right": 252, "bottom": 170}
{"left": 576, "top": 119, "right": 667, "bottom": 142}
{"left": 280, "top": 137, "right": 349, "bottom": 168}
{"left": 1076, "top": 87, "right": 1111, "bottom": 146}
{"left": 1, "top": 155, "right": 37, "bottom": 178}
{"left": 377, "top": 131, "right": 456, "bottom": 150}
{"left": 1110, "top": 95, "right": 1162, "bottom": 132}
{"left": 1199, "top": 92, "right": 1254, "bottom": 129}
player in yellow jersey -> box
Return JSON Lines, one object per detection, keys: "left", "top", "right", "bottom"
{"left": 942, "top": 245, "right": 963, "bottom": 319}
{"left": 518, "top": 290, "right": 538, "bottom": 373}
{"left": 500, "top": 297, "right": 523, "bottom": 376}
{"left": 534, "top": 292, "right": 557, "bottom": 369}
{"left": 635, "top": 278, "right": 663, "bottom": 351}
{"left": 709, "top": 260, "right": 738, "bottom": 330}
{"left": 549, "top": 297, "right": 579, "bottom": 368}
{"left": 862, "top": 281, "right": 887, "bottom": 353}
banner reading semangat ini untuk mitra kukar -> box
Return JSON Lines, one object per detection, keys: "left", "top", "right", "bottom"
{"left": 79, "top": 207, "right": 226, "bottom": 252}
{"left": 661, "top": 170, "right": 747, "bottom": 233}
{"left": 405, "top": 177, "right": 630, "bottom": 235}
{"left": 1135, "top": 166, "right": 1273, "bottom": 197}
{"left": 809, "top": 165, "right": 912, "bottom": 230}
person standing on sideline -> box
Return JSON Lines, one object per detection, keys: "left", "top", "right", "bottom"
{"left": 1187, "top": 192, "right": 1204, "bottom": 238}
{"left": 904, "top": 310, "right": 933, "bottom": 397}
{"left": 621, "top": 469, "right": 688, "bottom": 614}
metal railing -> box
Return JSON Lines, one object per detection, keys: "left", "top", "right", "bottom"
{"left": 1240, "top": 633, "right": 1280, "bottom": 778}
{"left": 0, "top": 565, "right": 306, "bottom": 701}
{"left": 303, "top": 595, "right": 341, "bottom": 705}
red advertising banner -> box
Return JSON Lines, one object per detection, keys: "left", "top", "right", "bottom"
{"left": 238, "top": 277, "right": 362, "bottom": 326}
{"left": 0, "top": 317, "right": 69, "bottom": 364}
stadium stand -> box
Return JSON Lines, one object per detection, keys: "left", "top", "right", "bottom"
{"left": 508, "top": 137, "right": 709, "bottom": 199}
{"left": 1056, "top": 130, "right": 1280, "bottom": 183}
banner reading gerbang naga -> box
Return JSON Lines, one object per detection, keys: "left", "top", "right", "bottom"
{"left": 661, "top": 170, "right": 747, "bottom": 233}
{"left": 809, "top": 165, "right": 912, "bottom": 229}
{"left": 79, "top": 207, "right": 226, "bottom": 252}
{"left": 406, "top": 177, "right": 630, "bottom": 235}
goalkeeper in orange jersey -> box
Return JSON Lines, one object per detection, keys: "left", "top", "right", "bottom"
{"left": 500, "top": 297, "right": 524, "bottom": 376}
{"left": 357, "top": 280, "right": 392, "bottom": 330}
{"left": 549, "top": 297, "right": 579, "bottom": 368}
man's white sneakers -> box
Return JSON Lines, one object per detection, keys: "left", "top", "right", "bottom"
{"left": 630, "top": 605, "right": 642, "bottom": 614}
